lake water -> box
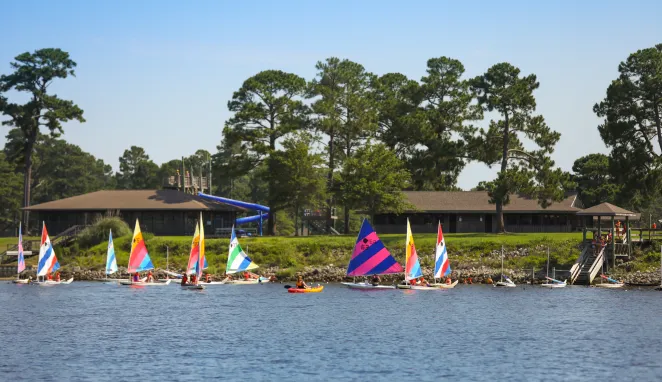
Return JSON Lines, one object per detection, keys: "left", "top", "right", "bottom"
{"left": 1, "top": 282, "right": 661, "bottom": 381}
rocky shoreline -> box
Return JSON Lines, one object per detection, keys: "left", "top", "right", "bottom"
{"left": 10, "top": 265, "right": 659, "bottom": 285}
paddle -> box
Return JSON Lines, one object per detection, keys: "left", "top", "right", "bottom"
{"left": 283, "top": 285, "right": 292, "bottom": 289}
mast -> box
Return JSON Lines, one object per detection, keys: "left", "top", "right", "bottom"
{"left": 501, "top": 246, "right": 504, "bottom": 282}
{"left": 546, "top": 247, "right": 550, "bottom": 278}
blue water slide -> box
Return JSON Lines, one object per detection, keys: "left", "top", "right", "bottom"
{"left": 236, "top": 213, "right": 269, "bottom": 225}
{"left": 197, "top": 192, "right": 270, "bottom": 235}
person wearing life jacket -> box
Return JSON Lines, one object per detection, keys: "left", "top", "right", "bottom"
{"left": 146, "top": 270, "right": 154, "bottom": 283}
{"left": 445, "top": 277, "right": 451, "bottom": 285}
{"left": 132, "top": 273, "right": 140, "bottom": 282}
{"left": 205, "top": 274, "right": 211, "bottom": 283}
{"left": 47, "top": 273, "right": 53, "bottom": 281}
{"left": 467, "top": 277, "right": 473, "bottom": 284}
{"left": 296, "top": 275, "right": 309, "bottom": 289}
{"left": 243, "top": 271, "right": 250, "bottom": 281}
{"left": 190, "top": 274, "right": 197, "bottom": 284}
{"left": 371, "top": 274, "right": 381, "bottom": 286}
{"left": 55, "top": 272, "right": 61, "bottom": 282}
{"left": 409, "top": 278, "right": 417, "bottom": 286}
{"left": 181, "top": 274, "right": 188, "bottom": 286}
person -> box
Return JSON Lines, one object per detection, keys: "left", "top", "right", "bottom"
{"left": 190, "top": 274, "right": 197, "bottom": 284}
{"left": 47, "top": 273, "right": 53, "bottom": 281}
{"left": 296, "top": 275, "right": 309, "bottom": 289}
{"left": 243, "top": 271, "right": 250, "bottom": 280}
{"left": 146, "top": 270, "right": 154, "bottom": 283}
{"left": 132, "top": 273, "right": 140, "bottom": 282}
{"left": 419, "top": 277, "right": 430, "bottom": 287}
{"left": 653, "top": 222, "right": 657, "bottom": 230}
{"left": 371, "top": 274, "right": 381, "bottom": 286}
{"left": 181, "top": 274, "right": 188, "bottom": 286}
{"left": 55, "top": 272, "right": 60, "bottom": 282}
{"left": 445, "top": 277, "right": 452, "bottom": 285}
{"left": 205, "top": 274, "right": 211, "bottom": 283}
{"left": 409, "top": 278, "right": 417, "bottom": 286}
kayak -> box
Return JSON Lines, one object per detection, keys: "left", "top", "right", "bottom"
{"left": 118, "top": 279, "right": 172, "bottom": 286}
{"left": 288, "top": 285, "right": 324, "bottom": 293}
{"left": 341, "top": 282, "right": 395, "bottom": 290}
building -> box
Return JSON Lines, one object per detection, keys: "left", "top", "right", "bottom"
{"left": 24, "top": 189, "right": 244, "bottom": 236}
{"left": 373, "top": 191, "right": 585, "bottom": 234}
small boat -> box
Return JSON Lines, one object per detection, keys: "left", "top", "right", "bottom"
{"left": 102, "top": 229, "right": 119, "bottom": 284}
{"left": 540, "top": 248, "right": 566, "bottom": 288}
{"left": 180, "top": 215, "right": 207, "bottom": 290}
{"left": 221, "top": 226, "right": 266, "bottom": 285}
{"left": 34, "top": 222, "right": 72, "bottom": 285}
{"left": 288, "top": 285, "right": 324, "bottom": 293}
{"left": 399, "top": 219, "right": 440, "bottom": 290}
{"left": 12, "top": 223, "right": 29, "bottom": 284}
{"left": 119, "top": 279, "right": 172, "bottom": 286}
{"left": 494, "top": 247, "right": 516, "bottom": 287}
{"left": 595, "top": 274, "right": 624, "bottom": 288}
{"left": 428, "top": 221, "right": 456, "bottom": 288}
{"left": 119, "top": 219, "right": 157, "bottom": 287}
{"left": 342, "top": 219, "right": 403, "bottom": 290}
{"left": 396, "top": 283, "right": 443, "bottom": 290}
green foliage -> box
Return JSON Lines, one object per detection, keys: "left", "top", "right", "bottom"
{"left": 470, "top": 63, "right": 570, "bottom": 232}
{"left": 594, "top": 43, "right": 662, "bottom": 210}
{"left": 0, "top": 48, "right": 85, "bottom": 227}
{"left": 77, "top": 216, "right": 132, "bottom": 248}
{"left": 0, "top": 152, "right": 22, "bottom": 231}
{"left": 339, "top": 143, "right": 412, "bottom": 220}
{"left": 223, "top": 69, "right": 309, "bottom": 235}
{"left": 572, "top": 154, "right": 620, "bottom": 207}
{"left": 116, "top": 146, "right": 159, "bottom": 189}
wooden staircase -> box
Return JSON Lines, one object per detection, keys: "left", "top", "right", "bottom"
{"left": 570, "top": 244, "right": 605, "bottom": 285}
{"left": 0, "top": 225, "right": 87, "bottom": 264}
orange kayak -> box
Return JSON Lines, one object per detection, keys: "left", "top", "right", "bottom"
{"left": 287, "top": 285, "right": 324, "bottom": 293}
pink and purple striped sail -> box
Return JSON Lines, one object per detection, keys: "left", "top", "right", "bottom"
{"left": 347, "top": 219, "right": 403, "bottom": 277}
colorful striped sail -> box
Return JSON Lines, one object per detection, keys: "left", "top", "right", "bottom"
{"left": 347, "top": 219, "right": 403, "bottom": 276}
{"left": 106, "top": 229, "right": 118, "bottom": 275}
{"left": 37, "top": 222, "right": 60, "bottom": 277}
{"left": 434, "top": 221, "right": 451, "bottom": 278}
{"left": 17, "top": 223, "right": 25, "bottom": 274}
{"left": 405, "top": 219, "right": 422, "bottom": 281}
{"left": 226, "top": 225, "right": 258, "bottom": 274}
{"left": 127, "top": 219, "right": 154, "bottom": 273}
{"left": 197, "top": 213, "right": 206, "bottom": 278}
{"left": 187, "top": 221, "right": 201, "bottom": 275}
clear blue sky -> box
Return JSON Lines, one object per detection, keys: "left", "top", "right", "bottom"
{"left": 2, "top": 0, "right": 661, "bottom": 190}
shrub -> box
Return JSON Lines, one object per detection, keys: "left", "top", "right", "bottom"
{"left": 78, "top": 217, "right": 132, "bottom": 248}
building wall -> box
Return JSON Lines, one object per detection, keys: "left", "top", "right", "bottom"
{"left": 33, "top": 210, "right": 237, "bottom": 236}
{"left": 374, "top": 212, "right": 581, "bottom": 234}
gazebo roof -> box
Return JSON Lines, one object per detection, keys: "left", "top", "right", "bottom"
{"left": 576, "top": 202, "right": 637, "bottom": 217}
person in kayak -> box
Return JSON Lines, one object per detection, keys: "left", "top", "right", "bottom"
{"left": 371, "top": 274, "right": 381, "bottom": 286}
{"left": 181, "top": 274, "right": 188, "bottom": 286}
{"left": 296, "top": 275, "right": 309, "bottom": 289}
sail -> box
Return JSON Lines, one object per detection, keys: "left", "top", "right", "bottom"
{"left": 37, "top": 222, "right": 60, "bottom": 276}
{"left": 226, "top": 225, "right": 258, "bottom": 274}
{"left": 106, "top": 229, "right": 118, "bottom": 275}
{"left": 187, "top": 222, "right": 201, "bottom": 275}
{"left": 405, "top": 219, "right": 423, "bottom": 281}
{"left": 197, "top": 212, "right": 206, "bottom": 278}
{"left": 434, "top": 221, "right": 451, "bottom": 278}
{"left": 17, "top": 223, "right": 25, "bottom": 274}
{"left": 347, "top": 219, "right": 403, "bottom": 276}
{"left": 127, "top": 219, "right": 154, "bottom": 273}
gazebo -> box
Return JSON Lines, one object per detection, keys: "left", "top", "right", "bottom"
{"left": 576, "top": 202, "right": 638, "bottom": 267}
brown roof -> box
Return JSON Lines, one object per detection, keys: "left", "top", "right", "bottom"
{"left": 577, "top": 202, "right": 637, "bottom": 217}
{"left": 402, "top": 191, "right": 581, "bottom": 213}
{"left": 24, "top": 190, "right": 246, "bottom": 211}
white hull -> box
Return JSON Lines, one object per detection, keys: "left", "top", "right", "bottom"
{"left": 36, "top": 277, "right": 74, "bottom": 286}
{"left": 118, "top": 279, "right": 172, "bottom": 286}
{"left": 595, "top": 283, "right": 624, "bottom": 288}
{"left": 540, "top": 282, "right": 567, "bottom": 288}
{"left": 224, "top": 278, "right": 269, "bottom": 285}
{"left": 12, "top": 279, "right": 30, "bottom": 284}
{"left": 341, "top": 282, "right": 396, "bottom": 290}
{"left": 396, "top": 284, "right": 445, "bottom": 290}
{"left": 494, "top": 281, "right": 517, "bottom": 288}
{"left": 429, "top": 280, "right": 459, "bottom": 289}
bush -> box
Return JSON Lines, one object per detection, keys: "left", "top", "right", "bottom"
{"left": 78, "top": 217, "right": 132, "bottom": 248}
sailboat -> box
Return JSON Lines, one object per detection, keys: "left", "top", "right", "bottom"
{"left": 12, "top": 223, "right": 29, "bottom": 284}
{"left": 540, "top": 247, "right": 566, "bottom": 288}
{"left": 119, "top": 219, "right": 170, "bottom": 286}
{"left": 222, "top": 226, "right": 269, "bottom": 284}
{"left": 341, "top": 218, "right": 403, "bottom": 289}
{"left": 494, "top": 246, "right": 516, "bottom": 287}
{"left": 182, "top": 215, "right": 206, "bottom": 289}
{"left": 397, "top": 219, "right": 439, "bottom": 290}
{"left": 103, "top": 229, "right": 124, "bottom": 283}
{"left": 35, "top": 222, "right": 73, "bottom": 285}
{"left": 429, "top": 221, "right": 458, "bottom": 288}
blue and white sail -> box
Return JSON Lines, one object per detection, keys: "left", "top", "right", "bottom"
{"left": 17, "top": 223, "right": 25, "bottom": 275}
{"left": 106, "top": 229, "right": 118, "bottom": 275}
{"left": 226, "top": 226, "right": 258, "bottom": 274}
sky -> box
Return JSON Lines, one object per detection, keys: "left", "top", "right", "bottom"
{"left": 2, "top": 0, "right": 661, "bottom": 190}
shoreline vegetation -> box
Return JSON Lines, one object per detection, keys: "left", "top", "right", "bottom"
{"left": 5, "top": 232, "right": 661, "bottom": 284}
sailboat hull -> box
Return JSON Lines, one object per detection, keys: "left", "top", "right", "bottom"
{"left": 118, "top": 279, "right": 172, "bottom": 286}
{"left": 224, "top": 277, "right": 269, "bottom": 285}
{"left": 594, "top": 283, "right": 624, "bottom": 288}
{"left": 429, "top": 280, "right": 459, "bottom": 289}
{"left": 396, "top": 284, "right": 445, "bottom": 290}
{"left": 12, "top": 279, "right": 30, "bottom": 284}
{"left": 181, "top": 284, "right": 206, "bottom": 290}
{"left": 540, "top": 282, "right": 567, "bottom": 288}
{"left": 342, "top": 282, "right": 396, "bottom": 290}
{"left": 494, "top": 281, "right": 517, "bottom": 287}
{"left": 36, "top": 277, "right": 74, "bottom": 286}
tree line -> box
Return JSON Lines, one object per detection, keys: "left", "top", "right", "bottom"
{"left": 1, "top": 45, "right": 661, "bottom": 235}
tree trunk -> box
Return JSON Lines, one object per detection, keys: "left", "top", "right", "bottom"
{"left": 326, "top": 128, "right": 335, "bottom": 233}
{"left": 294, "top": 205, "right": 299, "bottom": 237}
{"left": 344, "top": 207, "right": 350, "bottom": 234}
{"left": 22, "top": 139, "right": 35, "bottom": 233}
{"left": 497, "top": 113, "right": 510, "bottom": 233}
{"left": 344, "top": 134, "right": 351, "bottom": 234}
{"left": 267, "top": 133, "right": 276, "bottom": 235}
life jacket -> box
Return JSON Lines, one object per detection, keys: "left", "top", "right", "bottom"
{"left": 445, "top": 277, "right": 451, "bottom": 285}
{"left": 56, "top": 273, "right": 60, "bottom": 282}
{"left": 206, "top": 274, "right": 211, "bottom": 282}
{"left": 296, "top": 280, "right": 304, "bottom": 288}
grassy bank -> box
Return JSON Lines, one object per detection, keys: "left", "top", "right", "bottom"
{"left": 7, "top": 232, "right": 584, "bottom": 278}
